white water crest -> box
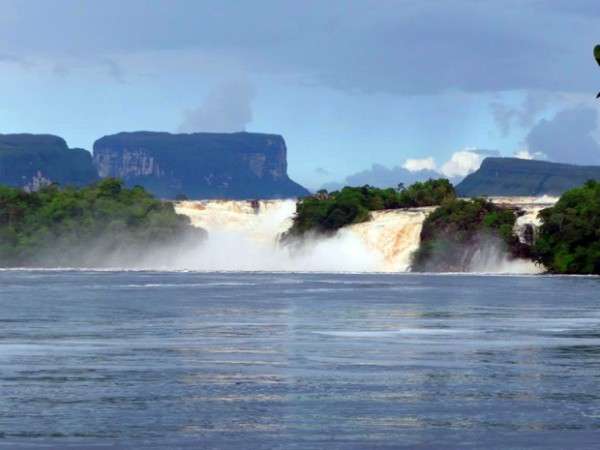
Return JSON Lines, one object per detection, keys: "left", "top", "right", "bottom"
{"left": 465, "top": 196, "right": 558, "bottom": 274}
{"left": 489, "top": 196, "right": 557, "bottom": 245}
{"left": 347, "top": 208, "right": 435, "bottom": 272}
{"left": 173, "top": 200, "right": 382, "bottom": 272}
{"left": 173, "top": 200, "right": 429, "bottom": 272}
{"left": 168, "top": 198, "right": 555, "bottom": 273}
{"left": 466, "top": 237, "right": 542, "bottom": 274}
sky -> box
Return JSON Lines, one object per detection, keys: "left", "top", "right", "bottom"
{"left": 1, "top": 0, "right": 600, "bottom": 190}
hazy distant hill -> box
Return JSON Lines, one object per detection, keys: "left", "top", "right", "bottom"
{"left": 456, "top": 157, "right": 600, "bottom": 197}
{"left": 93, "top": 131, "right": 310, "bottom": 199}
{"left": 0, "top": 134, "right": 98, "bottom": 190}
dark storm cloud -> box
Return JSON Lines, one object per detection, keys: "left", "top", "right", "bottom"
{"left": 526, "top": 107, "right": 600, "bottom": 165}
{"left": 1, "top": 0, "right": 598, "bottom": 95}
{"left": 178, "top": 80, "right": 256, "bottom": 133}
{"left": 489, "top": 93, "right": 554, "bottom": 136}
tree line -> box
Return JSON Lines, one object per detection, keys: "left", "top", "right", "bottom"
{"left": 1, "top": 176, "right": 598, "bottom": 274}
{"left": 0, "top": 178, "right": 202, "bottom": 267}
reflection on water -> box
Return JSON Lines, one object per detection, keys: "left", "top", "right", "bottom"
{"left": 0, "top": 271, "right": 599, "bottom": 449}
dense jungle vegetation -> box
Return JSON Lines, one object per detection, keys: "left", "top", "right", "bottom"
{"left": 0, "top": 178, "right": 202, "bottom": 267}
{"left": 2, "top": 174, "right": 598, "bottom": 274}
{"left": 532, "top": 179, "right": 600, "bottom": 274}
{"left": 410, "top": 197, "right": 524, "bottom": 272}
{"left": 287, "top": 179, "right": 456, "bottom": 236}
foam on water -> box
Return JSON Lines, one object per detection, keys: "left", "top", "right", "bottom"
{"left": 313, "top": 328, "right": 474, "bottom": 337}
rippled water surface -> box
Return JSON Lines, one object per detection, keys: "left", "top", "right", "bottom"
{"left": 1, "top": 270, "right": 600, "bottom": 449}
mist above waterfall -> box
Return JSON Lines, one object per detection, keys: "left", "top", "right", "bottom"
{"left": 166, "top": 199, "right": 546, "bottom": 273}
{"left": 65, "top": 197, "right": 549, "bottom": 273}
{"left": 170, "top": 200, "right": 383, "bottom": 272}
{"left": 466, "top": 233, "right": 542, "bottom": 274}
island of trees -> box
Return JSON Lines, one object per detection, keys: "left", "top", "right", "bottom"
{"left": 411, "top": 197, "right": 526, "bottom": 272}
{"left": 285, "top": 179, "right": 455, "bottom": 236}
{"left": 0, "top": 178, "right": 204, "bottom": 267}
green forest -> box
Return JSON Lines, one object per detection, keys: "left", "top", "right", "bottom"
{"left": 286, "top": 179, "right": 456, "bottom": 236}
{"left": 532, "top": 180, "right": 600, "bottom": 274}
{"left": 0, "top": 178, "right": 203, "bottom": 267}
{"left": 1, "top": 175, "right": 599, "bottom": 274}
{"left": 410, "top": 197, "right": 524, "bottom": 272}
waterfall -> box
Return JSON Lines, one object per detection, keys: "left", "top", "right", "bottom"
{"left": 489, "top": 196, "right": 557, "bottom": 245}
{"left": 172, "top": 197, "right": 557, "bottom": 273}
{"left": 346, "top": 208, "right": 435, "bottom": 271}
{"left": 459, "top": 196, "right": 558, "bottom": 274}
{"left": 173, "top": 200, "right": 425, "bottom": 272}
{"left": 175, "top": 200, "right": 296, "bottom": 247}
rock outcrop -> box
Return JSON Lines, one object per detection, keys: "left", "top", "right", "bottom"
{"left": 456, "top": 157, "right": 600, "bottom": 197}
{"left": 0, "top": 134, "right": 98, "bottom": 190}
{"left": 93, "top": 131, "right": 310, "bottom": 199}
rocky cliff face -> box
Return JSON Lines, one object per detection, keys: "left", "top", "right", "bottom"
{"left": 95, "top": 148, "right": 163, "bottom": 179}
{"left": 456, "top": 157, "right": 600, "bottom": 197}
{"left": 93, "top": 131, "right": 309, "bottom": 199}
{"left": 0, "top": 134, "right": 98, "bottom": 190}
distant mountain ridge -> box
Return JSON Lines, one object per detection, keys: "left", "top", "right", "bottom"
{"left": 456, "top": 157, "right": 600, "bottom": 197}
{"left": 93, "top": 131, "right": 310, "bottom": 199}
{"left": 0, "top": 134, "right": 98, "bottom": 190}
{"left": 0, "top": 132, "right": 310, "bottom": 199}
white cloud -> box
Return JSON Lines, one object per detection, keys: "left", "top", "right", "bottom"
{"left": 322, "top": 148, "right": 498, "bottom": 190}
{"left": 489, "top": 91, "right": 554, "bottom": 137}
{"left": 440, "top": 150, "right": 485, "bottom": 178}
{"left": 178, "top": 79, "right": 255, "bottom": 133}
{"left": 402, "top": 157, "right": 436, "bottom": 172}
{"left": 513, "top": 150, "right": 547, "bottom": 160}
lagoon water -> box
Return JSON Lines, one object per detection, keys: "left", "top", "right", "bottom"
{"left": 1, "top": 270, "right": 599, "bottom": 449}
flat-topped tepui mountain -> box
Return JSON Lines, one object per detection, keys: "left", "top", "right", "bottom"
{"left": 456, "top": 157, "right": 600, "bottom": 197}
{"left": 8, "top": 133, "right": 598, "bottom": 200}
{"left": 0, "top": 134, "right": 98, "bottom": 190}
{"left": 93, "top": 131, "right": 310, "bottom": 199}
{"left": 0, "top": 132, "right": 310, "bottom": 199}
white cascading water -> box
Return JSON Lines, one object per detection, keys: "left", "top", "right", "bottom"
{"left": 465, "top": 196, "right": 557, "bottom": 274}
{"left": 346, "top": 208, "right": 435, "bottom": 271}
{"left": 173, "top": 200, "right": 382, "bottom": 271}
{"left": 170, "top": 197, "right": 557, "bottom": 273}
{"left": 490, "top": 196, "right": 558, "bottom": 245}
{"left": 467, "top": 241, "right": 542, "bottom": 274}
